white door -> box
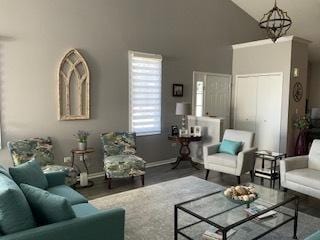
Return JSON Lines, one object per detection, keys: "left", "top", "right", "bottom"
{"left": 204, "top": 74, "right": 232, "bottom": 128}
{"left": 234, "top": 73, "right": 282, "bottom": 152}
{"left": 193, "top": 72, "right": 232, "bottom": 128}
{"left": 255, "top": 74, "right": 282, "bottom": 152}
{"left": 234, "top": 76, "right": 258, "bottom": 133}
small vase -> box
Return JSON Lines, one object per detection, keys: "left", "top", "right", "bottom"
{"left": 78, "top": 142, "right": 87, "bottom": 151}
{"left": 295, "top": 130, "right": 308, "bottom": 156}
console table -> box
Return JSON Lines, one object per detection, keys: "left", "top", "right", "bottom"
{"left": 168, "top": 135, "right": 202, "bottom": 169}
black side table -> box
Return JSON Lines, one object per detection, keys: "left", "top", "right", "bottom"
{"left": 255, "top": 150, "right": 286, "bottom": 189}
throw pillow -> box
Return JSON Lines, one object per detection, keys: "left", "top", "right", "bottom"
{"left": 0, "top": 174, "right": 36, "bottom": 234}
{"left": 20, "top": 184, "right": 76, "bottom": 225}
{"left": 218, "top": 139, "right": 242, "bottom": 155}
{"left": 9, "top": 159, "right": 48, "bottom": 189}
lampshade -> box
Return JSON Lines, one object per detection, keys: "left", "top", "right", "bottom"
{"left": 176, "top": 102, "right": 191, "bottom": 115}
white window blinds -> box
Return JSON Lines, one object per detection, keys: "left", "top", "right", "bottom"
{"left": 129, "top": 51, "right": 162, "bottom": 136}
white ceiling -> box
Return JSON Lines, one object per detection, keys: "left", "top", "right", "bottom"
{"left": 231, "top": 0, "right": 320, "bottom": 62}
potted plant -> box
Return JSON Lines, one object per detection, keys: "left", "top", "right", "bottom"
{"left": 293, "top": 115, "right": 310, "bottom": 156}
{"left": 74, "top": 130, "right": 90, "bottom": 150}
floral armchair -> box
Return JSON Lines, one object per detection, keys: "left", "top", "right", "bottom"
{"left": 100, "top": 132, "right": 145, "bottom": 189}
{"left": 7, "top": 137, "right": 78, "bottom": 186}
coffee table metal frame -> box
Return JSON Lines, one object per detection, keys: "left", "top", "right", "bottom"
{"left": 174, "top": 189, "right": 299, "bottom": 240}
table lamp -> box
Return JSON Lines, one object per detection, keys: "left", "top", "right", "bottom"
{"left": 176, "top": 102, "right": 191, "bottom": 130}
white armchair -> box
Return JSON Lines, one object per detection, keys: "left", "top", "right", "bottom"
{"left": 280, "top": 140, "right": 320, "bottom": 199}
{"left": 203, "top": 129, "right": 257, "bottom": 184}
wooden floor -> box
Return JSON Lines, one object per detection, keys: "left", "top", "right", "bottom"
{"left": 78, "top": 161, "right": 320, "bottom": 218}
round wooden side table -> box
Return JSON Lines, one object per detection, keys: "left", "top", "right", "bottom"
{"left": 71, "top": 148, "right": 95, "bottom": 188}
{"left": 168, "top": 135, "right": 202, "bottom": 169}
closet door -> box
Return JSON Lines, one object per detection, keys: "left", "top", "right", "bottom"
{"left": 234, "top": 76, "right": 258, "bottom": 132}
{"left": 256, "top": 74, "right": 282, "bottom": 152}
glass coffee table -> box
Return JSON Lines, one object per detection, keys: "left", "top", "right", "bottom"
{"left": 174, "top": 184, "right": 299, "bottom": 240}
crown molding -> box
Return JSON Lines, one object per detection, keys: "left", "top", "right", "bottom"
{"left": 232, "top": 36, "right": 311, "bottom": 50}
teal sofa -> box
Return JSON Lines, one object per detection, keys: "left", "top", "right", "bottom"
{"left": 305, "top": 231, "right": 320, "bottom": 240}
{"left": 0, "top": 165, "right": 125, "bottom": 240}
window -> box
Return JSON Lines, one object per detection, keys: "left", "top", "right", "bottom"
{"left": 195, "top": 81, "right": 204, "bottom": 117}
{"left": 129, "top": 51, "right": 162, "bottom": 136}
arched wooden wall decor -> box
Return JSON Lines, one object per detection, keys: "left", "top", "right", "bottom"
{"left": 58, "top": 49, "right": 90, "bottom": 120}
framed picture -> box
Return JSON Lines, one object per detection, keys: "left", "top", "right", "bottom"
{"left": 179, "top": 129, "right": 188, "bottom": 137}
{"left": 173, "top": 84, "right": 183, "bottom": 97}
{"left": 194, "top": 126, "right": 202, "bottom": 137}
{"left": 189, "top": 126, "right": 195, "bottom": 136}
{"left": 171, "top": 125, "right": 179, "bottom": 136}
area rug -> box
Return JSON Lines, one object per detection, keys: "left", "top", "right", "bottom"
{"left": 90, "top": 176, "right": 320, "bottom": 240}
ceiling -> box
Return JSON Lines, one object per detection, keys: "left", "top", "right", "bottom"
{"left": 231, "top": 0, "right": 320, "bottom": 62}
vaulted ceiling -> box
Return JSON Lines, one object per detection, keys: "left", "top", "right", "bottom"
{"left": 232, "top": 0, "right": 320, "bottom": 62}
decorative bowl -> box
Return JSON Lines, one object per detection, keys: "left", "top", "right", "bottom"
{"left": 224, "top": 185, "right": 258, "bottom": 204}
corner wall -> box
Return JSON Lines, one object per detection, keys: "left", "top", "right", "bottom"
{"left": 232, "top": 37, "right": 309, "bottom": 155}
{"left": 232, "top": 40, "right": 292, "bottom": 153}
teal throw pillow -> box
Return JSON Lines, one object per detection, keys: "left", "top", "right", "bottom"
{"left": 218, "top": 139, "right": 242, "bottom": 155}
{"left": 9, "top": 159, "right": 48, "bottom": 189}
{"left": 0, "top": 174, "right": 36, "bottom": 234}
{"left": 20, "top": 184, "right": 76, "bottom": 225}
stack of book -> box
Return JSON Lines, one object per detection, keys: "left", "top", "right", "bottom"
{"left": 244, "top": 205, "right": 277, "bottom": 220}
{"left": 202, "top": 229, "right": 237, "bottom": 240}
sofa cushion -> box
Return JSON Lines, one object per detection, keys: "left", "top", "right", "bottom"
{"left": 0, "top": 165, "right": 12, "bottom": 179}
{"left": 218, "top": 139, "right": 242, "bottom": 155}
{"left": 305, "top": 230, "right": 320, "bottom": 240}
{"left": 20, "top": 184, "right": 75, "bottom": 225}
{"left": 0, "top": 173, "right": 36, "bottom": 234}
{"left": 286, "top": 168, "right": 320, "bottom": 190}
{"left": 47, "top": 185, "right": 88, "bottom": 205}
{"left": 9, "top": 159, "right": 48, "bottom": 189}
{"left": 72, "top": 203, "right": 99, "bottom": 217}
{"left": 206, "top": 153, "right": 237, "bottom": 168}
{"left": 309, "top": 139, "right": 320, "bottom": 171}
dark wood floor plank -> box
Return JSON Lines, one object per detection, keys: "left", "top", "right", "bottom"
{"left": 78, "top": 162, "right": 320, "bottom": 218}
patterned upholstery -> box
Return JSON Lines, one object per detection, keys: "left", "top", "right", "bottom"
{"left": 101, "top": 132, "right": 145, "bottom": 178}
{"left": 7, "top": 138, "right": 77, "bottom": 186}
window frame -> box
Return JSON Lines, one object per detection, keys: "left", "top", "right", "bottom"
{"left": 128, "top": 50, "right": 163, "bottom": 137}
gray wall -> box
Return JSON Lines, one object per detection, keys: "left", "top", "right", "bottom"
{"left": 287, "top": 40, "right": 309, "bottom": 155}
{"left": 0, "top": 0, "right": 264, "bottom": 173}
{"left": 309, "top": 62, "right": 320, "bottom": 108}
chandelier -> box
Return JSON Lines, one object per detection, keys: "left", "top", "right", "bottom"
{"left": 259, "top": 0, "right": 292, "bottom": 42}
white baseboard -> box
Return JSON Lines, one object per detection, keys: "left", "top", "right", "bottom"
{"left": 86, "top": 157, "right": 203, "bottom": 180}
{"left": 145, "top": 158, "right": 176, "bottom": 168}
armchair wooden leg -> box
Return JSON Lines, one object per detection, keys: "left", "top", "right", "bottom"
{"left": 107, "top": 178, "right": 112, "bottom": 189}
{"left": 205, "top": 169, "right": 210, "bottom": 180}
{"left": 237, "top": 176, "right": 241, "bottom": 185}
{"left": 141, "top": 175, "right": 145, "bottom": 186}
